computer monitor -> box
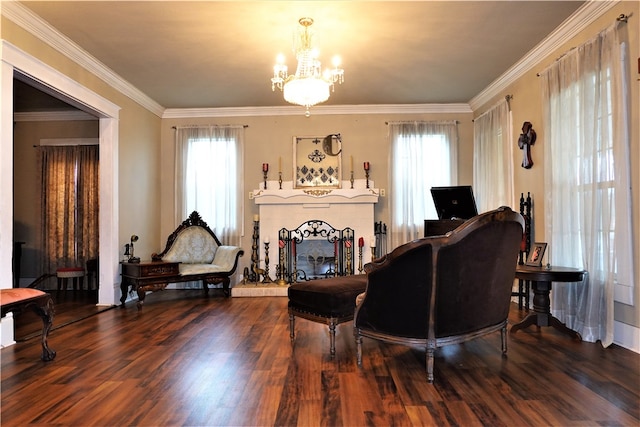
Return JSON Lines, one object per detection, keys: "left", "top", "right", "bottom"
{"left": 430, "top": 185, "right": 478, "bottom": 220}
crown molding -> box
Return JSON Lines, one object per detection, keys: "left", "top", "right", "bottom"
{"left": 163, "top": 103, "right": 473, "bottom": 119}
{"left": 2, "top": 1, "right": 165, "bottom": 117}
{"left": 5, "top": 0, "right": 616, "bottom": 118}
{"left": 6, "top": 0, "right": 470, "bottom": 120}
{"left": 469, "top": 0, "right": 619, "bottom": 111}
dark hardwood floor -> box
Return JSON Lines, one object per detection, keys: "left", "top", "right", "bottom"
{"left": 2, "top": 289, "right": 638, "bottom": 426}
{"left": 13, "top": 289, "right": 112, "bottom": 340}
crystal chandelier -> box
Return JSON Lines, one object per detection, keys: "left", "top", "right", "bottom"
{"left": 271, "top": 17, "right": 344, "bottom": 116}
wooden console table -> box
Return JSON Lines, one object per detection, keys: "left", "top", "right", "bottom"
{"left": 510, "top": 265, "right": 586, "bottom": 341}
{"left": 120, "top": 261, "right": 180, "bottom": 309}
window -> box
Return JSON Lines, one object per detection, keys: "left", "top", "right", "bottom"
{"left": 175, "top": 126, "right": 244, "bottom": 245}
{"left": 540, "top": 22, "right": 632, "bottom": 345}
{"left": 388, "top": 121, "right": 458, "bottom": 249}
{"left": 39, "top": 144, "right": 99, "bottom": 273}
{"left": 473, "top": 98, "right": 514, "bottom": 212}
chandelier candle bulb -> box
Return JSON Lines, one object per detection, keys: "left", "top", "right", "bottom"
{"left": 364, "top": 162, "right": 370, "bottom": 171}
{"left": 264, "top": 236, "right": 270, "bottom": 244}
{"left": 262, "top": 163, "right": 269, "bottom": 172}
{"left": 253, "top": 214, "right": 259, "bottom": 222}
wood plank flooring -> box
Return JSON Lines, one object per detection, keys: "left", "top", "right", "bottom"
{"left": 13, "top": 289, "right": 111, "bottom": 340}
{"left": 1, "top": 289, "right": 638, "bottom": 426}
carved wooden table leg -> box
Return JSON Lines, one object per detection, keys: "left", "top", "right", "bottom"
{"left": 32, "top": 295, "right": 56, "bottom": 361}
{"left": 1, "top": 289, "right": 56, "bottom": 361}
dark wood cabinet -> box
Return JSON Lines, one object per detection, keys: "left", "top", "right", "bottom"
{"left": 424, "top": 219, "right": 465, "bottom": 237}
{"left": 120, "top": 261, "right": 180, "bottom": 308}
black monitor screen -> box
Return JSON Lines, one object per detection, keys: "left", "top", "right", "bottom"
{"left": 430, "top": 186, "right": 478, "bottom": 220}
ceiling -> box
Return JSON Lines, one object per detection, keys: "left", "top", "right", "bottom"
{"left": 14, "top": 1, "right": 586, "bottom": 112}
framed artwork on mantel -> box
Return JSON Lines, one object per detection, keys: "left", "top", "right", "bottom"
{"left": 294, "top": 135, "right": 342, "bottom": 188}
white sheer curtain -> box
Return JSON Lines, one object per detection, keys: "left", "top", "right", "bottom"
{"left": 388, "top": 121, "right": 458, "bottom": 249}
{"left": 175, "top": 125, "right": 245, "bottom": 246}
{"left": 473, "top": 98, "right": 514, "bottom": 212}
{"left": 540, "top": 21, "right": 633, "bottom": 347}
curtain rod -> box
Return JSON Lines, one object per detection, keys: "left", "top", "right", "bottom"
{"left": 616, "top": 13, "right": 630, "bottom": 23}
{"left": 385, "top": 120, "right": 459, "bottom": 125}
{"left": 537, "top": 13, "right": 630, "bottom": 77}
{"left": 472, "top": 95, "right": 513, "bottom": 122}
{"left": 172, "top": 124, "right": 248, "bottom": 129}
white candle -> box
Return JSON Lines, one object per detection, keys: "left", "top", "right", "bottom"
{"left": 370, "top": 236, "right": 377, "bottom": 248}
{"left": 264, "top": 236, "right": 270, "bottom": 244}
{"left": 350, "top": 155, "right": 354, "bottom": 172}
{"left": 278, "top": 157, "right": 282, "bottom": 173}
{"left": 253, "top": 214, "right": 259, "bottom": 222}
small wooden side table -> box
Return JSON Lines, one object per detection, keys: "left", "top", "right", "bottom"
{"left": 510, "top": 265, "right": 586, "bottom": 341}
{"left": 120, "top": 261, "right": 180, "bottom": 309}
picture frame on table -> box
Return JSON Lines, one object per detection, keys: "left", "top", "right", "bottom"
{"left": 526, "top": 242, "right": 547, "bottom": 267}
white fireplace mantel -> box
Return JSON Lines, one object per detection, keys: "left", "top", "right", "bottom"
{"left": 251, "top": 179, "right": 379, "bottom": 206}
{"left": 249, "top": 179, "right": 379, "bottom": 286}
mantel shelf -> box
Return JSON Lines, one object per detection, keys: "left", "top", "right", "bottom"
{"left": 252, "top": 179, "right": 379, "bottom": 205}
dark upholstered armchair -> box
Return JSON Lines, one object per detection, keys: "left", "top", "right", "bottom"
{"left": 354, "top": 206, "right": 524, "bottom": 383}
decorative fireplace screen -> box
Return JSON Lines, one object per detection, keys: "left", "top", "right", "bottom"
{"left": 277, "top": 220, "right": 355, "bottom": 282}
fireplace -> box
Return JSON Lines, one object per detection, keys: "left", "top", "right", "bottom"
{"left": 278, "top": 220, "right": 355, "bottom": 282}
{"left": 232, "top": 179, "right": 379, "bottom": 296}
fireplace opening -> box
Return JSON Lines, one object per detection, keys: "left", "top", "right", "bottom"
{"left": 277, "top": 220, "right": 355, "bottom": 282}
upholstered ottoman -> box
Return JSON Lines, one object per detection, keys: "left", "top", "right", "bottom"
{"left": 56, "top": 267, "right": 85, "bottom": 291}
{"left": 288, "top": 274, "right": 368, "bottom": 356}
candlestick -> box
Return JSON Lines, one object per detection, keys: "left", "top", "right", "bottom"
{"left": 350, "top": 171, "right": 354, "bottom": 189}
{"left": 250, "top": 217, "right": 259, "bottom": 282}
{"left": 262, "top": 241, "right": 273, "bottom": 284}
{"left": 277, "top": 238, "right": 287, "bottom": 286}
{"left": 262, "top": 165, "right": 268, "bottom": 189}
{"left": 291, "top": 239, "right": 297, "bottom": 283}
{"left": 358, "top": 246, "right": 363, "bottom": 274}
{"left": 278, "top": 171, "right": 283, "bottom": 190}
{"left": 364, "top": 162, "right": 370, "bottom": 188}
{"left": 334, "top": 239, "right": 339, "bottom": 277}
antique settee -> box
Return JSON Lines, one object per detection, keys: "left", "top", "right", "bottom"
{"left": 122, "top": 211, "right": 244, "bottom": 305}
{"left": 354, "top": 206, "right": 524, "bottom": 383}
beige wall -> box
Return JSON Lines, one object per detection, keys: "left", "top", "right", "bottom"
{"left": 2, "top": 15, "right": 163, "bottom": 281}
{"left": 473, "top": 1, "right": 640, "bottom": 329}
{"left": 161, "top": 112, "right": 474, "bottom": 275}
